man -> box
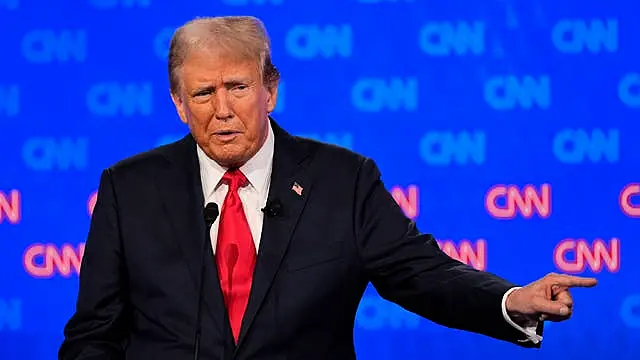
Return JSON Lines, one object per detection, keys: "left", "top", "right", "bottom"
{"left": 59, "top": 16, "right": 597, "bottom": 360}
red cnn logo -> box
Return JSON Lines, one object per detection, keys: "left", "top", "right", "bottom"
{"left": 391, "top": 185, "right": 419, "bottom": 220}
{"left": 23, "top": 243, "right": 85, "bottom": 278}
{"left": 0, "top": 190, "right": 21, "bottom": 225}
{"left": 554, "top": 238, "right": 620, "bottom": 274}
{"left": 485, "top": 184, "right": 551, "bottom": 219}
{"left": 620, "top": 183, "right": 640, "bottom": 217}
{"left": 437, "top": 239, "right": 487, "bottom": 271}
{"left": 88, "top": 190, "right": 98, "bottom": 216}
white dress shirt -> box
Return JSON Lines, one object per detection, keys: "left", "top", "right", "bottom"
{"left": 195, "top": 121, "right": 541, "bottom": 344}
{"left": 197, "top": 122, "right": 275, "bottom": 254}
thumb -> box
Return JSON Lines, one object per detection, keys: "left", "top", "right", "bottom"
{"left": 532, "top": 296, "right": 570, "bottom": 316}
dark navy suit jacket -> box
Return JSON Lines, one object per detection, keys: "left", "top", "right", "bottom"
{"left": 59, "top": 120, "right": 542, "bottom": 359}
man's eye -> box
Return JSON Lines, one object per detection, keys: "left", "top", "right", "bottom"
{"left": 194, "top": 89, "right": 212, "bottom": 96}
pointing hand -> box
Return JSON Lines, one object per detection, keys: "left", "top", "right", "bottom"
{"left": 505, "top": 272, "right": 597, "bottom": 323}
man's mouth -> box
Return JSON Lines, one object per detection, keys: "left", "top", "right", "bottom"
{"left": 213, "top": 131, "right": 242, "bottom": 141}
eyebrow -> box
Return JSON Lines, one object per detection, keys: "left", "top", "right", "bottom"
{"left": 190, "top": 77, "right": 254, "bottom": 93}
{"left": 224, "top": 77, "right": 252, "bottom": 85}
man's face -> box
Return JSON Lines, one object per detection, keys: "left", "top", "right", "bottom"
{"left": 171, "top": 48, "right": 278, "bottom": 168}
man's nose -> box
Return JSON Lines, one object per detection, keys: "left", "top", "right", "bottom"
{"left": 213, "top": 92, "right": 233, "bottom": 120}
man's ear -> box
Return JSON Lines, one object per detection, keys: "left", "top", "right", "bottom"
{"left": 266, "top": 81, "right": 279, "bottom": 113}
{"left": 170, "top": 91, "right": 188, "bottom": 124}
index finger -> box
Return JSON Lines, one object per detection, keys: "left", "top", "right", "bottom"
{"left": 550, "top": 274, "right": 598, "bottom": 288}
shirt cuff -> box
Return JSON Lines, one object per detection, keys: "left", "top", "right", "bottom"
{"left": 501, "top": 287, "right": 543, "bottom": 344}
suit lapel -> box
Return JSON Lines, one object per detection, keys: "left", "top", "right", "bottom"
{"left": 154, "top": 135, "right": 233, "bottom": 344}
{"left": 236, "top": 120, "right": 316, "bottom": 350}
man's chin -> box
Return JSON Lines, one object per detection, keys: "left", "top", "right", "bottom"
{"left": 208, "top": 149, "right": 251, "bottom": 168}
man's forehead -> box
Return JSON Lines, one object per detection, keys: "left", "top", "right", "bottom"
{"left": 182, "top": 62, "right": 258, "bottom": 80}
{"left": 186, "top": 46, "right": 255, "bottom": 64}
{"left": 180, "top": 63, "right": 259, "bottom": 88}
{"left": 184, "top": 52, "right": 257, "bottom": 72}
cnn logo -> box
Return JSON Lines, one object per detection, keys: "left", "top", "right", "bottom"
{"left": 620, "top": 183, "right": 639, "bottom": 217}
{"left": 485, "top": 184, "right": 551, "bottom": 219}
{"left": 437, "top": 239, "right": 487, "bottom": 271}
{"left": 0, "top": 190, "right": 21, "bottom": 225}
{"left": 24, "top": 243, "right": 85, "bottom": 278}
{"left": 554, "top": 238, "right": 620, "bottom": 274}
{"left": 390, "top": 185, "right": 419, "bottom": 220}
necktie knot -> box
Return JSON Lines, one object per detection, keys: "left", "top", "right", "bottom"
{"left": 222, "top": 169, "right": 248, "bottom": 192}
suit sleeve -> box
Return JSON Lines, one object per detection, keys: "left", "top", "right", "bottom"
{"left": 58, "top": 169, "right": 129, "bottom": 359}
{"left": 353, "top": 158, "right": 542, "bottom": 347}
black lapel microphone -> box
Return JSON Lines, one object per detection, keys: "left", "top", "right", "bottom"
{"left": 261, "top": 199, "right": 283, "bottom": 218}
{"left": 194, "top": 202, "right": 219, "bottom": 360}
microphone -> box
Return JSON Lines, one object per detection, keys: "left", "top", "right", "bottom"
{"left": 194, "top": 202, "right": 219, "bottom": 360}
{"left": 261, "top": 199, "right": 283, "bottom": 218}
{"left": 204, "top": 202, "right": 219, "bottom": 229}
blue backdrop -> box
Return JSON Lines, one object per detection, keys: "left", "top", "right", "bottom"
{"left": 1, "top": 0, "right": 638, "bottom": 359}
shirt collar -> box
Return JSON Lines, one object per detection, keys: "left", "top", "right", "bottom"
{"left": 197, "top": 121, "right": 275, "bottom": 200}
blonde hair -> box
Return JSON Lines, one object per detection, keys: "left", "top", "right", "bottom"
{"left": 168, "top": 16, "right": 280, "bottom": 95}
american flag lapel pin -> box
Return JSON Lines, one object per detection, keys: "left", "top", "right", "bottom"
{"left": 291, "top": 181, "right": 303, "bottom": 196}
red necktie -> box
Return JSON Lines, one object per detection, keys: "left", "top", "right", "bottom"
{"left": 216, "top": 169, "right": 256, "bottom": 343}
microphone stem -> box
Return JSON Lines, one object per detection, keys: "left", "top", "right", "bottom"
{"left": 197, "top": 203, "right": 218, "bottom": 360}
{"left": 195, "top": 226, "right": 212, "bottom": 359}
{"left": 194, "top": 332, "right": 200, "bottom": 360}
